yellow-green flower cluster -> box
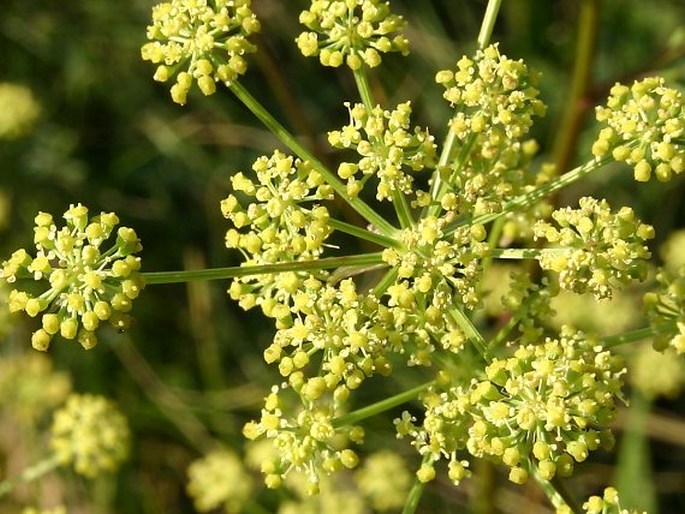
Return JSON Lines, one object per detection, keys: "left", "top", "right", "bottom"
{"left": 262, "top": 279, "right": 396, "bottom": 406}
{"left": 394, "top": 401, "right": 471, "bottom": 486}
{"left": 51, "top": 394, "right": 130, "bottom": 478}
{"left": 141, "top": 0, "right": 260, "bottom": 104}
{"left": 328, "top": 101, "right": 436, "bottom": 200}
{"left": 296, "top": 0, "right": 409, "bottom": 69}
{"left": 629, "top": 344, "right": 684, "bottom": 400}
{"left": 465, "top": 328, "right": 621, "bottom": 483}
{"left": 222, "top": 151, "right": 333, "bottom": 317}
{"left": 433, "top": 44, "right": 546, "bottom": 217}
{"left": 186, "top": 449, "right": 253, "bottom": 513}
{"left": 557, "top": 487, "right": 647, "bottom": 514}
{"left": 534, "top": 197, "right": 653, "bottom": 299}
{"left": 1, "top": 204, "right": 143, "bottom": 351}
{"left": 243, "top": 385, "right": 364, "bottom": 492}
{"left": 404, "top": 328, "right": 623, "bottom": 485}
{"left": 354, "top": 450, "right": 411, "bottom": 511}
{"left": 644, "top": 266, "right": 685, "bottom": 354}
{"left": 382, "top": 217, "right": 489, "bottom": 313}
{"left": 436, "top": 43, "right": 546, "bottom": 141}
{"left": 0, "top": 82, "right": 41, "bottom": 139}
{"left": 0, "top": 352, "right": 72, "bottom": 423}
{"left": 592, "top": 77, "right": 684, "bottom": 182}
{"left": 500, "top": 272, "right": 558, "bottom": 343}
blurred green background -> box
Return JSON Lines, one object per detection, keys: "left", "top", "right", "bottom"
{"left": 1, "top": 0, "right": 684, "bottom": 512}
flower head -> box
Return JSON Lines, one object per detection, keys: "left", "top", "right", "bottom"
{"left": 436, "top": 44, "right": 546, "bottom": 142}
{"left": 222, "top": 151, "right": 333, "bottom": 317}
{"left": 534, "top": 197, "right": 653, "bottom": 299}
{"left": 328, "top": 101, "right": 436, "bottom": 200}
{"left": 186, "top": 449, "right": 253, "bottom": 513}
{"left": 433, "top": 44, "right": 546, "bottom": 217}
{"left": 382, "top": 217, "right": 490, "bottom": 313}
{"left": 404, "top": 328, "right": 624, "bottom": 483}
{"left": 296, "top": 0, "right": 409, "bottom": 69}
{"left": 592, "top": 77, "right": 684, "bottom": 181}
{"left": 51, "top": 394, "right": 130, "bottom": 478}
{"left": 243, "top": 386, "right": 363, "bottom": 491}
{"left": 141, "top": 0, "right": 261, "bottom": 104}
{"left": 0, "top": 204, "right": 144, "bottom": 351}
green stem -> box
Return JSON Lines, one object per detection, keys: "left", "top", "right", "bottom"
{"left": 393, "top": 189, "right": 415, "bottom": 228}
{"left": 0, "top": 456, "right": 61, "bottom": 498}
{"left": 601, "top": 323, "right": 675, "bottom": 349}
{"left": 477, "top": 0, "right": 503, "bottom": 50}
{"left": 332, "top": 381, "right": 432, "bottom": 428}
{"left": 466, "top": 155, "right": 612, "bottom": 227}
{"left": 372, "top": 267, "right": 399, "bottom": 297}
{"left": 488, "top": 311, "right": 521, "bottom": 351}
{"left": 142, "top": 253, "right": 385, "bottom": 284}
{"left": 329, "top": 218, "right": 400, "bottom": 248}
{"left": 353, "top": 68, "right": 375, "bottom": 111}
{"left": 529, "top": 463, "right": 582, "bottom": 513}
{"left": 428, "top": 133, "right": 477, "bottom": 218}
{"left": 402, "top": 454, "right": 433, "bottom": 514}
{"left": 228, "top": 81, "right": 397, "bottom": 237}
{"left": 427, "top": 129, "right": 457, "bottom": 215}
{"left": 448, "top": 307, "right": 490, "bottom": 361}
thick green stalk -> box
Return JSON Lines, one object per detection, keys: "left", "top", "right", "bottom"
{"left": 353, "top": 69, "right": 415, "bottom": 228}
{"left": 332, "top": 381, "right": 431, "bottom": 428}
{"left": 426, "top": 128, "right": 457, "bottom": 214}
{"left": 353, "top": 68, "right": 375, "bottom": 111}
{"left": 428, "top": 132, "right": 477, "bottom": 217}
{"left": 228, "top": 81, "right": 397, "bottom": 237}
{"left": 477, "top": 0, "right": 503, "bottom": 50}
{"left": 142, "top": 252, "right": 385, "bottom": 285}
